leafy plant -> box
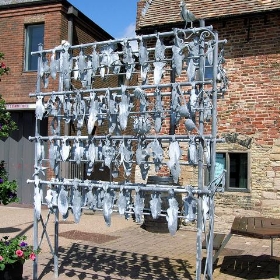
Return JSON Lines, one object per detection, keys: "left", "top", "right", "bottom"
{"left": 0, "top": 53, "right": 9, "bottom": 78}
{"left": 0, "top": 161, "right": 18, "bottom": 205}
{"left": 0, "top": 235, "right": 38, "bottom": 271}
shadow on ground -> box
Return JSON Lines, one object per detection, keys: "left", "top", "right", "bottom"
{"left": 216, "top": 254, "right": 278, "bottom": 279}
{"left": 38, "top": 243, "right": 194, "bottom": 280}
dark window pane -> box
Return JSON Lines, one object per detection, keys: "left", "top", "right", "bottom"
{"left": 25, "top": 25, "right": 44, "bottom": 71}
{"left": 229, "top": 153, "right": 247, "bottom": 188}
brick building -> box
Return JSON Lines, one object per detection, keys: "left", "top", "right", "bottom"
{"left": 0, "top": 0, "right": 113, "bottom": 204}
{"left": 135, "top": 0, "right": 280, "bottom": 216}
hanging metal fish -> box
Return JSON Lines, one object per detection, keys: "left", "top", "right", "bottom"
{"left": 73, "top": 59, "right": 79, "bottom": 80}
{"left": 206, "top": 40, "right": 214, "bottom": 66}
{"left": 167, "top": 140, "right": 182, "bottom": 183}
{"left": 189, "top": 83, "right": 199, "bottom": 114}
{"left": 108, "top": 91, "right": 119, "bottom": 134}
{"left": 72, "top": 179, "right": 82, "bottom": 223}
{"left": 136, "top": 140, "right": 150, "bottom": 180}
{"left": 40, "top": 53, "right": 50, "bottom": 88}
{"left": 34, "top": 178, "right": 42, "bottom": 220}
{"left": 60, "top": 136, "right": 71, "bottom": 161}
{"left": 133, "top": 186, "right": 145, "bottom": 224}
{"left": 172, "top": 30, "right": 186, "bottom": 76}
{"left": 85, "top": 57, "right": 93, "bottom": 87}
{"left": 119, "top": 85, "right": 131, "bottom": 130}
{"left": 166, "top": 191, "right": 179, "bottom": 236}
{"left": 78, "top": 48, "right": 86, "bottom": 76}
{"left": 97, "top": 95, "right": 107, "bottom": 126}
{"left": 111, "top": 53, "right": 121, "bottom": 74}
{"left": 72, "top": 91, "right": 86, "bottom": 131}
{"left": 45, "top": 188, "right": 54, "bottom": 210}
{"left": 185, "top": 118, "right": 200, "bottom": 134}
{"left": 87, "top": 91, "right": 98, "bottom": 135}
{"left": 153, "top": 88, "right": 164, "bottom": 133}
{"left": 63, "top": 93, "right": 72, "bottom": 124}
{"left": 102, "top": 137, "right": 115, "bottom": 168}
{"left": 150, "top": 192, "right": 162, "bottom": 219}
{"left": 203, "top": 94, "right": 212, "bottom": 121}
{"left": 84, "top": 185, "right": 95, "bottom": 210}
{"left": 36, "top": 137, "right": 45, "bottom": 165}
{"left": 60, "top": 40, "right": 72, "bottom": 91}
{"left": 188, "top": 136, "right": 198, "bottom": 165}
{"left": 139, "top": 38, "right": 150, "bottom": 84}
{"left": 35, "top": 96, "right": 45, "bottom": 120}
{"left": 122, "top": 40, "right": 135, "bottom": 80}
{"left": 102, "top": 184, "right": 115, "bottom": 226}
{"left": 49, "top": 138, "right": 60, "bottom": 171}
{"left": 100, "top": 43, "right": 116, "bottom": 78}
{"left": 183, "top": 191, "right": 197, "bottom": 223}
{"left": 204, "top": 139, "right": 211, "bottom": 167}
{"left": 133, "top": 114, "right": 151, "bottom": 135}
{"left": 73, "top": 138, "right": 84, "bottom": 165}
{"left": 147, "top": 139, "right": 164, "bottom": 172}
{"left": 50, "top": 49, "right": 58, "bottom": 80}
{"left": 153, "top": 61, "right": 165, "bottom": 85}
{"left": 133, "top": 87, "right": 147, "bottom": 113}
{"left": 177, "top": 85, "right": 190, "bottom": 118}
{"left": 154, "top": 36, "right": 165, "bottom": 61}
{"left": 91, "top": 45, "right": 100, "bottom": 78}
{"left": 57, "top": 185, "right": 69, "bottom": 217}
{"left": 122, "top": 139, "right": 134, "bottom": 177}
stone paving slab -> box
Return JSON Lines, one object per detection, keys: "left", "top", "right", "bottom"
{"left": 0, "top": 205, "right": 279, "bottom": 279}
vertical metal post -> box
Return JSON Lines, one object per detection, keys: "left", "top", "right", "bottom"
{"left": 206, "top": 31, "right": 219, "bottom": 279}
{"left": 196, "top": 19, "right": 205, "bottom": 280}
{"left": 33, "top": 43, "right": 43, "bottom": 280}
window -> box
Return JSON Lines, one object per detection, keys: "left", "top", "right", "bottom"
{"left": 215, "top": 152, "right": 249, "bottom": 191}
{"left": 25, "top": 24, "right": 44, "bottom": 71}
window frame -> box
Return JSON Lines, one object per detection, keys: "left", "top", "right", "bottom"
{"left": 215, "top": 151, "right": 250, "bottom": 192}
{"left": 24, "top": 23, "right": 44, "bottom": 72}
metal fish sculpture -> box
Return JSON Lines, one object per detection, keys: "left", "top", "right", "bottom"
{"left": 73, "top": 60, "right": 79, "bottom": 80}
{"left": 100, "top": 43, "right": 116, "bottom": 79}
{"left": 60, "top": 136, "right": 71, "bottom": 161}
{"left": 97, "top": 95, "right": 107, "bottom": 126}
{"left": 118, "top": 188, "right": 127, "bottom": 216}
{"left": 35, "top": 96, "right": 45, "bottom": 120}
{"left": 133, "top": 87, "right": 147, "bottom": 113}
{"left": 167, "top": 140, "right": 182, "bottom": 183}
{"left": 85, "top": 58, "right": 93, "bottom": 87}
{"left": 40, "top": 53, "right": 50, "bottom": 88}
{"left": 60, "top": 40, "right": 72, "bottom": 91}
{"left": 204, "top": 139, "right": 211, "bottom": 167}
{"left": 139, "top": 38, "right": 150, "bottom": 84}
{"left": 207, "top": 40, "right": 214, "bottom": 66}
{"left": 172, "top": 30, "right": 186, "bottom": 76}
{"left": 189, "top": 84, "right": 199, "bottom": 114}
{"left": 102, "top": 185, "right": 115, "bottom": 226}
{"left": 86, "top": 140, "right": 97, "bottom": 176}
{"left": 102, "top": 138, "right": 115, "bottom": 168}
{"left": 45, "top": 188, "right": 54, "bottom": 209}
{"left": 34, "top": 178, "right": 42, "bottom": 220}
{"left": 84, "top": 185, "right": 95, "bottom": 210}
{"left": 122, "top": 139, "right": 134, "bottom": 177}
{"left": 203, "top": 94, "right": 212, "bottom": 121}
{"left": 87, "top": 91, "right": 98, "bottom": 135}
{"left": 153, "top": 88, "right": 164, "bottom": 133}
{"left": 50, "top": 49, "right": 58, "bottom": 80}
{"left": 111, "top": 53, "right": 121, "bottom": 75}
{"left": 49, "top": 139, "right": 60, "bottom": 171}
{"left": 154, "top": 36, "right": 165, "bottom": 61}
{"left": 72, "top": 91, "right": 86, "bottom": 130}
{"left": 91, "top": 46, "right": 100, "bottom": 78}
{"left": 147, "top": 139, "right": 164, "bottom": 172}
{"left": 136, "top": 141, "right": 150, "bottom": 180}
{"left": 133, "top": 114, "right": 151, "bottom": 135}
{"left": 36, "top": 137, "right": 45, "bottom": 164}
{"left": 72, "top": 180, "right": 82, "bottom": 223}
{"left": 73, "top": 139, "right": 84, "bottom": 165}
{"left": 188, "top": 136, "right": 198, "bottom": 165}
{"left": 122, "top": 40, "right": 135, "bottom": 80}
{"left": 133, "top": 187, "right": 145, "bottom": 224}
{"left": 63, "top": 93, "right": 72, "bottom": 124}
{"left": 185, "top": 118, "right": 199, "bottom": 134}
{"left": 183, "top": 192, "right": 197, "bottom": 223}
{"left": 178, "top": 87, "right": 190, "bottom": 118}
{"left": 150, "top": 192, "right": 162, "bottom": 219}
{"left": 58, "top": 185, "right": 69, "bottom": 217}
{"left": 153, "top": 61, "right": 165, "bottom": 85}
{"left": 166, "top": 192, "right": 179, "bottom": 236}
{"left": 77, "top": 48, "right": 86, "bottom": 76}
{"left": 108, "top": 92, "right": 119, "bottom": 134}
{"left": 119, "top": 85, "right": 131, "bottom": 130}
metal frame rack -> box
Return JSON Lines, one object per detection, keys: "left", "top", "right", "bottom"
{"left": 28, "top": 25, "right": 227, "bottom": 280}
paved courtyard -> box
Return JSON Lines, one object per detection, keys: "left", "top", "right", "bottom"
{"left": 0, "top": 205, "right": 279, "bottom": 279}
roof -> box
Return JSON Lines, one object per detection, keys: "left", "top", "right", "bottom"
{"left": 136, "top": 0, "right": 280, "bottom": 32}
{"left": 0, "top": 0, "right": 46, "bottom": 5}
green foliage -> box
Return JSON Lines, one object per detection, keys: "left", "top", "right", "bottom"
{"left": 0, "top": 53, "right": 9, "bottom": 78}
{"left": 0, "top": 235, "right": 38, "bottom": 271}
{"left": 0, "top": 161, "right": 18, "bottom": 205}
